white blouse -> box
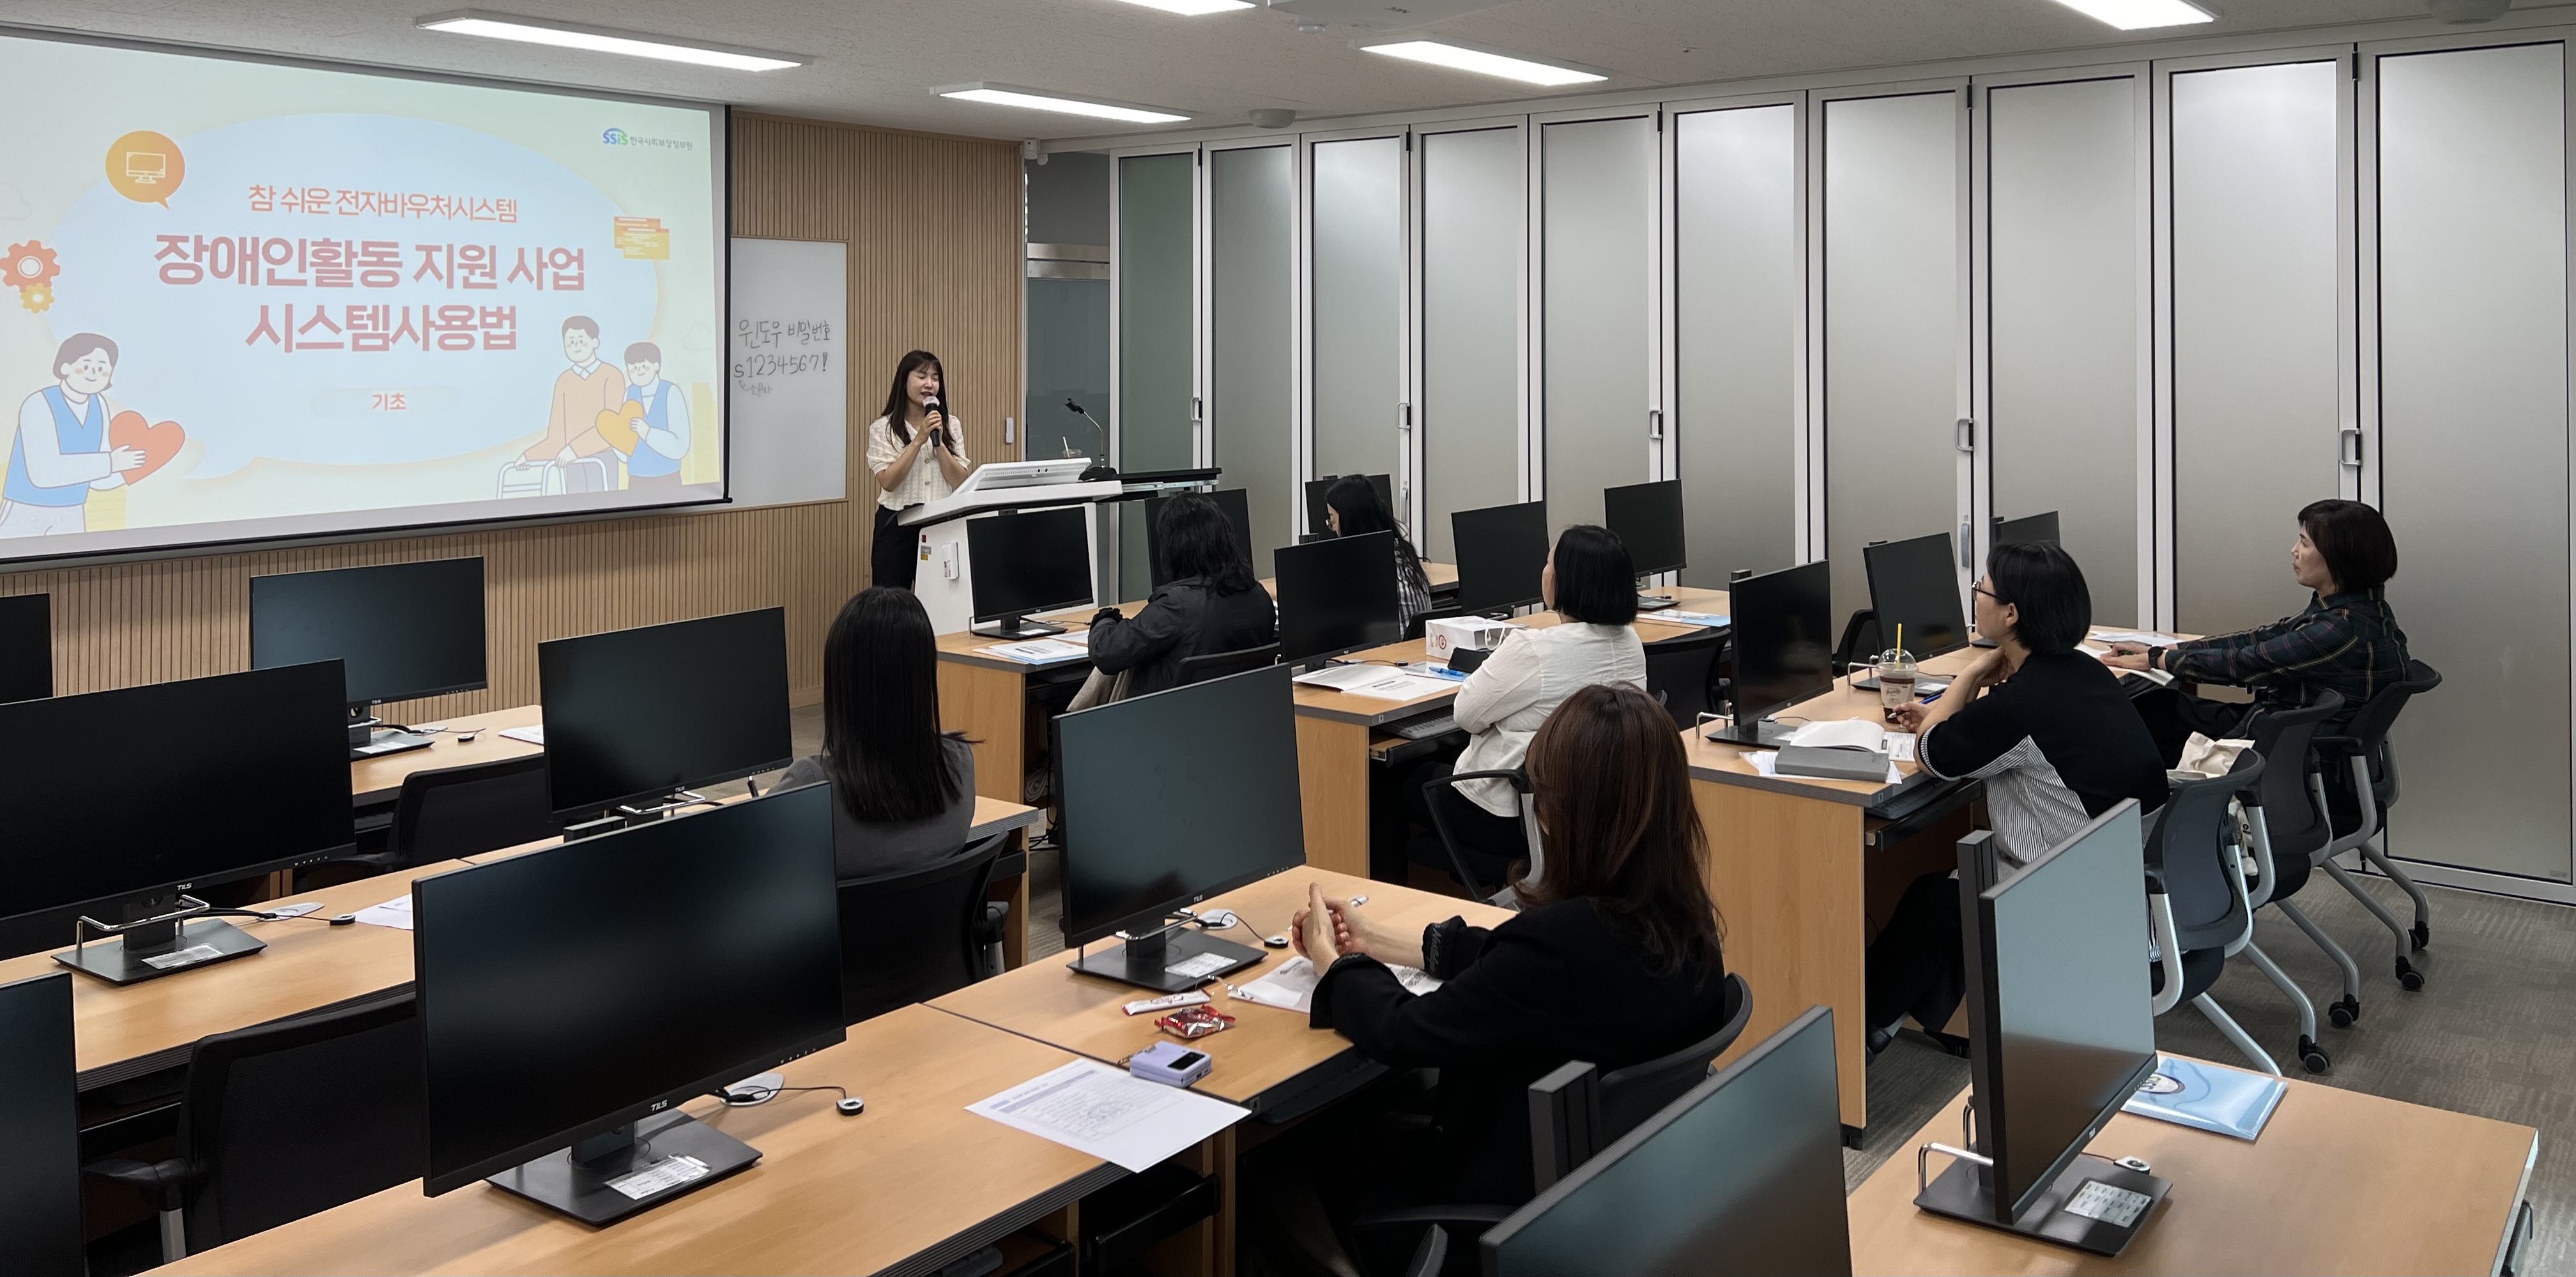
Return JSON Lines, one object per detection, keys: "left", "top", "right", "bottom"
{"left": 866, "top": 414, "right": 968, "bottom": 511}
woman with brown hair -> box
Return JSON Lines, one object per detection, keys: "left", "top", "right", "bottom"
{"left": 1294, "top": 682, "right": 1731, "bottom": 1207}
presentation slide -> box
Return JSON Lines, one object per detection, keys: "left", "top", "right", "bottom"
{"left": 0, "top": 33, "right": 726, "bottom": 564}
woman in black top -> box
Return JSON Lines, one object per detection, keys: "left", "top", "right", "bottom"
{"left": 1324, "top": 474, "right": 1435, "bottom": 635}
{"left": 1867, "top": 542, "right": 2166, "bottom": 1048}
{"left": 774, "top": 588, "right": 977, "bottom": 879}
{"left": 1294, "top": 682, "right": 1731, "bottom": 1208}
{"left": 1089, "top": 492, "right": 1276, "bottom": 696}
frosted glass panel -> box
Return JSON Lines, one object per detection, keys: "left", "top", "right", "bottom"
{"left": 2170, "top": 62, "right": 2343, "bottom": 635}
{"left": 1988, "top": 77, "right": 2138, "bottom": 625}
{"left": 1211, "top": 146, "right": 1296, "bottom": 576}
{"left": 1119, "top": 153, "right": 1195, "bottom": 475}
{"left": 1822, "top": 92, "right": 1962, "bottom": 625}
{"left": 1312, "top": 137, "right": 1404, "bottom": 505}
{"left": 2377, "top": 43, "right": 2570, "bottom": 882}
{"left": 1421, "top": 127, "right": 1522, "bottom": 563}
{"left": 1542, "top": 117, "right": 1654, "bottom": 537}
{"left": 1675, "top": 104, "right": 1798, "bottom": 586}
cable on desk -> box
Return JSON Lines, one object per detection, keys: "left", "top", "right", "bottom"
{"left": 714, "top": 1082, "right": 852, "bottom": 1108}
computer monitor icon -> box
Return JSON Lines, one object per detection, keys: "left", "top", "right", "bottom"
{"left": 124, "top": 152, "right": 169, "bottom": 185}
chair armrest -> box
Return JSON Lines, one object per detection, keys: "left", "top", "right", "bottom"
{"left": 86, "top": 1156, "right": 192, "bottom": 1211}
{"left": 1434, "top": 768, "right": 1530, "bottom": 793}
{"left": 2312, "top": 734, "right": 2364, "bottom": 758}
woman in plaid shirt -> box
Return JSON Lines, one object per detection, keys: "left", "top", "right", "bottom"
{"left": 2107, "top": 499, "right": 2409, "bottom": 760}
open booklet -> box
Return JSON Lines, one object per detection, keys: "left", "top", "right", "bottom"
{"left": 1770, "top": 719, "right": 1912, "bottom": 783}
{"left": 2079, "top": 641, "right": 2177, "bottom": 686}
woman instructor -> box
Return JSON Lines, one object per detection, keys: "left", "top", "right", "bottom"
{"left": 868, "top": 349, "right": 974, "bottom": 590}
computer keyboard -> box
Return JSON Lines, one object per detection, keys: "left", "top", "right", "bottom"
{"left": 1387, "top": 713, "right": 1460, "bottom": 740}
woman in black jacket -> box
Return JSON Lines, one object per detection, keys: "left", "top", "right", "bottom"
{"left": 1292, "top": 682, "right": 1731, "bottom": 1209}
{"left": 1088, "top": 492, "right": 1275, "bottom": 695}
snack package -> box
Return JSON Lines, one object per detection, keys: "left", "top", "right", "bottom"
{"left": 1155, "top": 1006, "right": 1236, "bottom": 1040}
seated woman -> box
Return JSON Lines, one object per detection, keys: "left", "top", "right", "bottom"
{"left": 1296, "top": 682, "right": 1731, "bottom": 1212}
{"left": 1088, "top": 491, "right": 1276, "bottom": 696}
{"left": 2107, "top": 498, "right": 2409, "bottom": 760}
{"left": 1866, "top": 542, "right": 2166, "bottom": 1051}
{"left": 1324, "top": 474, "right": 1436, "bottom": 636}
{"left": 776, "top": 587, "right": 977, "bottom": 880}
{"left": 1403, "top": 524, "right": 1645, "bottom": 889}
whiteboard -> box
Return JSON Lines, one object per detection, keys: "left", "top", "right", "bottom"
{"left": 727, "top": 238, "right": 848, "bottom": 507}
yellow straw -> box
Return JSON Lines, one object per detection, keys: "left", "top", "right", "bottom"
{"left": 1896, "top": 623, "right": 1903, "bottom": 659}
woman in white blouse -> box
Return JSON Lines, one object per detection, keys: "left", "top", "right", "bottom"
{"left": 867, "top": 349, "right": 974, "bottom": 589}
{"left": 1403, "top": 524, "right": 1648, "bottom": 890}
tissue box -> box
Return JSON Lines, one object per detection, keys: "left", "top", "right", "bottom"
{"left": 1425, "top": 616, "right": 1513, "bottom": 662}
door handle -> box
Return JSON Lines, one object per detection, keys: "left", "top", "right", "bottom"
{"left": 1955, "top": 418, "right": 1976, "bottom": 455}
{"left": 2339, "top": 427, "right": 2363, "bottom": 469}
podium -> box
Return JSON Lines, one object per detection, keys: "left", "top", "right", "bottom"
{"left": 898, "top": 460, "right": 1123, "bottom": 636}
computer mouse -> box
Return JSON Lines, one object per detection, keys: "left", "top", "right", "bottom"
{"left": 836, "top": 1097, "right": 865, "bottom": 1115}
{"left": 329, "top": 913, "right": 357, "bottom": 926}
{"left": 456, "top": 731, "right": 480, "bottom": 744}
{"left": 1196, "top": 908, "right": 1238, "bottom": 929}
{"left": 2114, "top": 1156, "right": 2152, "bottom": 1174}
{"left": 1263, "top": 935, "right": 1290, "bottom": 949}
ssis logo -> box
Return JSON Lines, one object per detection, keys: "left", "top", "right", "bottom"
{"left": 601, "top": 127, "right": 693, "bottom": 151}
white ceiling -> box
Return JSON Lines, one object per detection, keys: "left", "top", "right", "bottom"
{"left": 1, "top": 0, "right": 2485, "bottom": 141}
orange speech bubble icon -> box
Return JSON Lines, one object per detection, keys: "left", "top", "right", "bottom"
{"left": 105, "top": 131, "right": 184, "bottom": 207}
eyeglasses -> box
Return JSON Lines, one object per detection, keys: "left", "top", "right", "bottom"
{"left": 1972, "top": 584, "right": 2006, "bottom": 605}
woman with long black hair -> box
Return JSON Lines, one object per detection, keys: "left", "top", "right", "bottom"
{"left": 866, "top": 349, "right": 974, "bottom": 590}
{"left": 1324, "top": 474, "right": 1435, "bottom": 636}
{"left": 1087, "top": 492, "right": 1276, "bottom": 697}
{"left": 776, "top": 587, "right": 977, "bottom": 878}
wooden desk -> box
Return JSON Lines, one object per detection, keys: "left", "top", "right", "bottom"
{"left": 17, "top": 797, "right": 1044, "bottom": 1093}
{"left": 1848, "top": 1074, "right": 2536, "bottom": 1276}
{"left": 157, "top": 1005, "right": 1123, "bottom": 1277}
{"left": 351, "top": 705, "right": 544, "bottom": 806}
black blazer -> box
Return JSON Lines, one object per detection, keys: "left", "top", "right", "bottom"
{"left": 1087, "top": 576, "right": 1276, "bottom": 695}
{"left": 1312, "top": 898, "right": 1729, "bottom": 1205}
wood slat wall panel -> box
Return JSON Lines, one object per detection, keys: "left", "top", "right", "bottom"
{"left": 0, "top": 112, "right": 1022, "bottom": 719}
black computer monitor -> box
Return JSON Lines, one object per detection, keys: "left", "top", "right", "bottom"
{"left": 250, "top": 558, "right": 487, "bottom": 756}
{"left": 1452, "top": 501, "right": 1550, "bottom": 614}
{"left": 0, "top": 662, "right": 356, "bottom": 983}
{"left": 1304, "top": 472, "right": 1394, "bottom": 535}
{"left": 1917, "top": 801, "right": 2165, "bottom": 1253}
{"left": 0, "top": 972, "right": 82, "bottom": 1277}
{"left": 0, "top": 593, "right": 48, "bottom": 705}
{"left": 416, "top": 784, "right": 843, "bottom": 1224}
{"left": 1054, "top": 664, "right": 1305, "bottom": 991}
{"left": 1147, "top": 488, "right": 1255, "bottom": 589}
{"left": 1864, "top": 532, "right": 1971, "bottom": 659}
{"left": 537, "top": 608, "right": 793, "bottom": 820}
{"left": 1276, "top": 530, "right": 1402, "bottom": 666}
{"left": 1712, "top": 560, "right": 1834, "bottom": 747}
{"left": 1993, "top": 511, "right": 2062, "bottom": 552}
{"left": 1482, "top": 1007, "right": 1850, "bottom": 1277}
{"left": 1604, "top": 480, "right": 1686, "bottom": 577}
{"left": 965, "top": 506, "right": 1095, "bottom": 637}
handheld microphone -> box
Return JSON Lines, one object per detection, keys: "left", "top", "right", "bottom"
{"left": 921, "top": 395, "right": 946, "bottom": 448}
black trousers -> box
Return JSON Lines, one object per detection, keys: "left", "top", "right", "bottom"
{"left": 1866, "top": 872, "right": 1969, "bottom": 1037}
{"left": 2132, "top": 686, "right": 2257, "bottom": 768}
{"left": 871, "top": 504, "right": 919, "bottom": 590}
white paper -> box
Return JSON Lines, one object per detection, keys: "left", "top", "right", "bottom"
{"left": 498, "top": 725, "right": 545, "bottom": 746}
{"left": 1885, "top": 732, "right": 1917, "bottom": 763}
{"left": 1337, "top": 672, "right": 1456, "bottom": 702}
{"left": 982, "top": 638, "right": 1091, "bottom": 664}
{"left": 141, "top": 943, "right": 224, "bottom": 970}
{"left": 2095, "top": 630, "right": 2181, "bottom": 648}
{"left": 607, "top": 1154, "right": 709, "bottom": 1200}
{"left": 2082, "top": 644, "right": 2178, "bottom": 685}
{"left": 353, "top": 896, "right": 415, "bottom": 931}
{"left": 1228, "top": 956, "right": 1443, "bottom": 1014}
{"left": 1165, "top": 952, "right": 1236, "bottom": 980}
{"left": 967, "top": 1059, "right": 1247, "bottom": 1173}
{"left": 1747, "top": 751, "right": 1902, "bottom": 784}
{"left": 1659, "top": 611, "right": 1730, "bottom": 628}
{"left": 1787, "top": 719, "right": 1884, "bottom": 751}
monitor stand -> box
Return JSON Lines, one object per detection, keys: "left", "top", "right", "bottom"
{"left": 970, "top": 614, "right": 1068, "bottom": 639}
{"left": 487, "top": 1110, "right": 760, "bottom": 1226}
{"left": 56, "top": 899, "right": 266, "bottom": 985}
{"left": 1703, "top": 715, "right": 1798, "bottom": 749}
{"left": 1635, "top": 580, "right": 1679, "bottom": 611}
{"left": 1068, "top": 925, "right": 1266, "bottom": 993}
{"left": 348, "top": 710, "right": 433, "bottom": 760}
{"left": 1915, "top": 1150, "right": 2169, "bottom": 1257}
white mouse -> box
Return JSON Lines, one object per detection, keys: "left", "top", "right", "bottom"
{"left": 835, "top": 1097, "right": 865, "bottom": 1115}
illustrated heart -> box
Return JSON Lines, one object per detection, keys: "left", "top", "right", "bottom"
{"left": 594, "top": 402, "right": 645, "bottom": 455}
{"left": 108, "top": 411, "right": 184, "bottom": 484}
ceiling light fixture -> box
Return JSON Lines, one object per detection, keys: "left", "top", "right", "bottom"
{"left": 2044, "top": 0, "right": 2216, "bottom": 30}
{"left": 1108, "top": 0, "right": 1255, "bottom": 13}
{"left": 1356, "top": 38, "right": 1607, "bottom": 87}
{"left": 934, "top": 83, "right": 1192, "bottom": 125}
{"left": 416, "top": 11, "right": 806, "bottom": 71}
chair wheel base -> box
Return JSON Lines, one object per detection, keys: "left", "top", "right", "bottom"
{"left": 2396, "top": 956, "right": 2425, "bottom": 991}
{"left": 2327, "top": 996, "right": 2360, "bottom": 1029}
{"left": 2299, "top": 1036, "right": 2331, "bottom": 1074}
{"left": 2410, "top": 922, "right": 2430, "bottom": 952}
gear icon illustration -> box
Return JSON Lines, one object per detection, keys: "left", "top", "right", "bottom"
{"left": 19, "top": 283, "right": 52, "bottom": 314}
{"left": 3, "top": 241, "right": 59, "bottom": 291}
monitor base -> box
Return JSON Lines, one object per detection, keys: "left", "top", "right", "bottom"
{"left": 1914, "top": 1151, "right": 2168, "bottom": 1257}
{"left": 56, "top": 917, "right": 266, "bottom": 985}
{"left": 1703, "top": 717, "right": 1798, "bottom": 749}
{"left": 486, "top": 1110, "right": 759, "bottom": 1226}
{"left": 972, "top": 617, "right": 1069, "bottom": 639}
{"left": 1068, "top": 928, "right": 1266, "bottom": 993}
{"left": 351, "top": 726, "right": 436, "bottom": 760}
{"left": 1636, "top": 594, "right": 1679, "bottom": 611}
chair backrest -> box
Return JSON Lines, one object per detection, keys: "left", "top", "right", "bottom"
{"left": 834, "top": 834, "right": 1006, "bottom": 1025}
{"left": 2147, "top": 753, "right": 2262, "bottom": 952}
{"left": 1597, "top": 972, "right": 1753, "bottom": 1144}
{"left": 388, "top": 754, "right": 556, "bottom": 867}
{"left": 1179, "top": 642, "right": 1279, "bottom": 686}
{"left": 1833, "top": 608, "right": 1882, "bottom": 675}
{"left": 2345, "top": 659, "right": 2441, "bottom": 806}
{"left": 178, "top": 994, "right": 420, "bottom": 1251}
{"left": 1422, "top": 768, "right": 1533, "bottom": 901}
{"left": 2242, "top": 692, "right": 2341, "bottom": 861}
{"left": 1643, "top": 628, "right": 1726, "bottom": 731}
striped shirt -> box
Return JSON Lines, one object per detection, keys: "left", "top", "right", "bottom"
{"left": 1920, "top": 650, "right": 2169, "bottom": 868}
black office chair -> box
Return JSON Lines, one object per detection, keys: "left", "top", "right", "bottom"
{"left": 1643, "top": 627, "right": 1726, "bottom": 731}
{"left": 1179, "top": 642, "right": 1280, "bottom": 686}
{"left": 1346, "top": 974, "right": 1752, "bottom": 1277}
{"left": 2313, "top": 660, "right": 2443, "bottom": 991}
{"left": 385, "top": 753, "right": 557, "bottom": 868}
{"left": 2234, "top": 694, "right": 2363, "bottom": 1042}
{"left": 835, "top": 833, "right": 1008, "bottom": 1024}
{"left": 87, "top": 995, "right": 422, "bottom": 1264}
{"left": 1420, "top": 768, "right": 1537, "bottom": 904}
{"left": 1832, "top": 608, "right": 1882, "bottom": 675}
{"left": 2147, "top": 754, "right": 2287, "bottom": 1075}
